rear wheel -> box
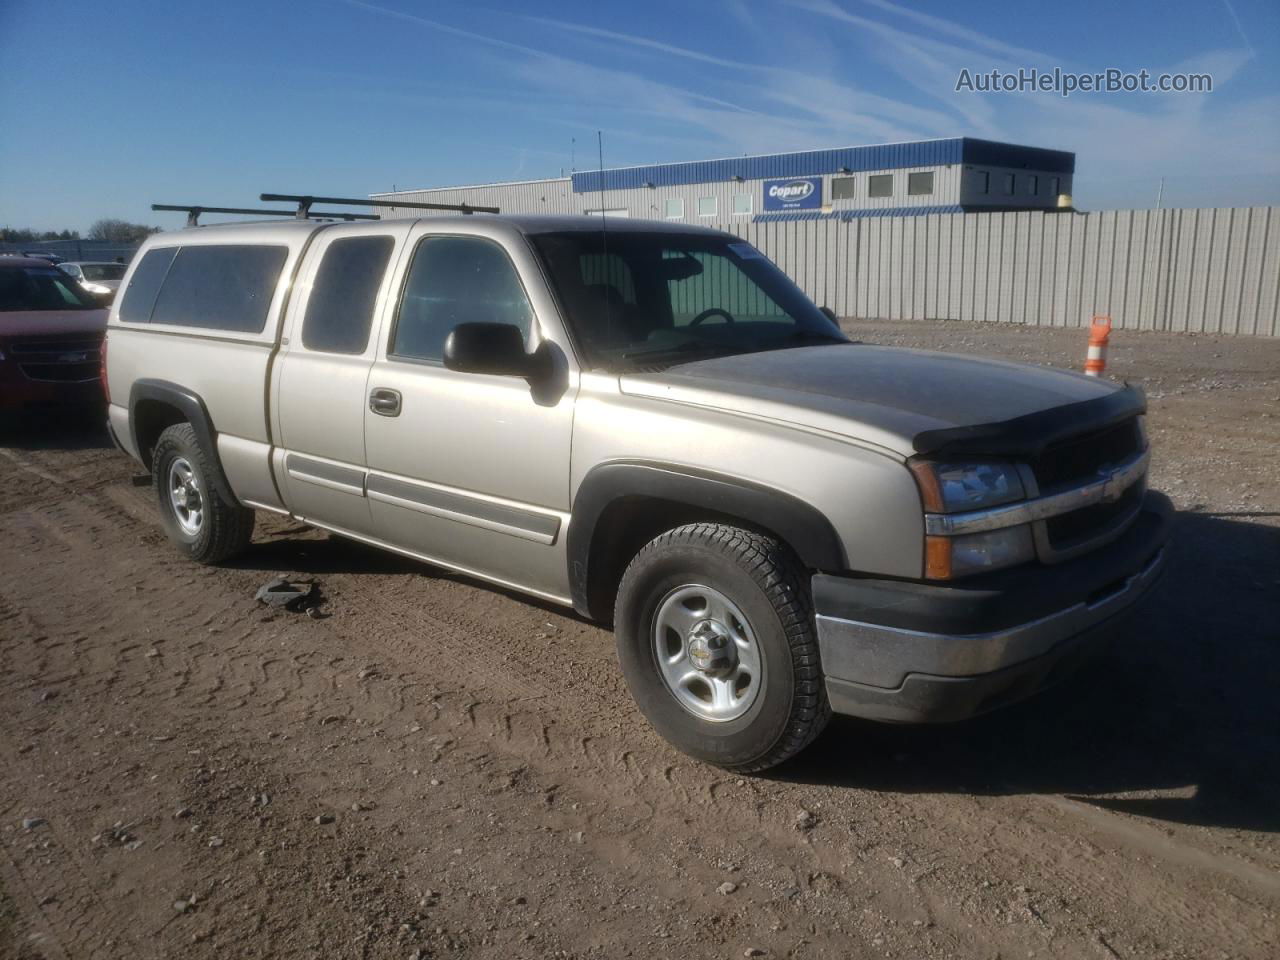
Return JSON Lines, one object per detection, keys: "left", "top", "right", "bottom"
{"left": 614, "top": 523, "right": 830, "bottom": 772}
{"left": 152, "top": 423, "right": 254, "bottom": 564}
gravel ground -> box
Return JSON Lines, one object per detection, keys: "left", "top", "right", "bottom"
{"left": 1, "top": 319, "right": 1277, "bottom": 960}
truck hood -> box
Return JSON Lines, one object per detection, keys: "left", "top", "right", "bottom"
{"left": 619, "top": 344, "right": 1143, "bottom": 459}
{"left": 0, "top": 309, "right": 108, "bottom": 340}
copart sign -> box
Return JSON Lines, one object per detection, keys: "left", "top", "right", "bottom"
{"left": 762, "top": 177, "right": 822, "bottom": 211}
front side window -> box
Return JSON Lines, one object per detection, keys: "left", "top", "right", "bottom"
{"left": 149, "top": 245, "right": 288, "bottom": 332}
{"left": 664, "top": 198, "right": 684, "bottom": 219}
{"left": 0, "top": 266, "right": 99, "bottom": 311}
{"left": 868, "top": 174, "right": 893, "bottom": 198}
{"left": 831, "top": 177, "right": 857, "bottom": 200}
{"left": 391, "top": 235, "right": 534, "bottom": 363}
{"left": 907, "top": 172, "right": 934, "bottom": 196}
{"left": 697, "top": 196, "right": 717, "bottom": 217}
{"left": 301, "top": 235, "right": 395, "bottom": 354}
{"left": 732, "top": 193, "right": 752, "bottom": 215}
{"left": 531, "top": 231, "right": 846, "bottom": 371}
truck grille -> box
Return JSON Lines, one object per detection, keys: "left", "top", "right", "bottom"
{"left": 1031, "top": 417, "right": 1147, "bottom": 559}
{"left": 8, "top": 336, "right": 103, "bottom": 383}
{"left": 1045, "top": 477, "right": 1146, "bottom": 550}
{"left": 1031, "top": 418, "right": 1142, "bottom": 493}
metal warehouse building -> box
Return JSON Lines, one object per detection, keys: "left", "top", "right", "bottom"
{"left": 371, "top": 137, "right": 1075, "bottom": 223}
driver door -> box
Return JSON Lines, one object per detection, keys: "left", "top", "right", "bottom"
{"left": 362, "top": 225, "right": 578, "bottom": 601}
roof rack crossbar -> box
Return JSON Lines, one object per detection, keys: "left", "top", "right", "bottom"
{"left": 152, "top": 204, "right": 378, "bottom": 227}
{"left": 260, "top": 193, "right": 500, "bottom": 216}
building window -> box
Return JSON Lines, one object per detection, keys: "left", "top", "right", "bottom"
{"left": 975, "top": 171, "right": 990, "bottom": 195}
{"left": 1003, "top": 173, "right": 1016, "bottom": 195}
{"left": 1050, "top": 176, "right": 1061, "bottom": 197}
{"left": 907, "top": 172, "right": 934, "bottom": 196}
{"left": 868, "top": 174, "right": 893, "bottom": 198}
{"left": 831, "top": 177, "right": 857, "bottom": 200}
{"left": 697, "top": 196, "right": 718, "bottom": 217}
{"left": 732, "top": 193, "right": 752, "bottom": 215}
{"left": 1028, "top": 175, "right": 1039, "bottom": 195}
{"left": 664, "top": 198, "right": 684, "bottom": 220}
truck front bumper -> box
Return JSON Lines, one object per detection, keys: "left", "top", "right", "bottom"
{"left": 815, "top": 491, "right": 1172, "bottom": 723}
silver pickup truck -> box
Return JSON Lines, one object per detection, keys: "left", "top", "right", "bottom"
{"left": 104, "top": 214, "right": 1170, "bottom": 771}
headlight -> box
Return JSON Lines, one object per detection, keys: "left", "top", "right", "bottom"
{"left": 910, "top": 459, "right": 1032, "bottom": 579}
{"left": 909, "top": 460, "right": 1025, "bottom": 513}
{"left": 926, "top": 525, "right": 1036, "bottom": 579}
{"left": 82, "top": 282, "right": 112, "bottom": 294}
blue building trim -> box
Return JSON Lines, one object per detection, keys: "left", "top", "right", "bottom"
{"left": 753, "top": 205, "right": 965, "bottom": 224}
{"left": 571, "top": 138, "right": 1073, "bottom": 193}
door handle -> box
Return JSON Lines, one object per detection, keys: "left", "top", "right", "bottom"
{"left": 369, "top": 388, "right": 402, "bottom": 417}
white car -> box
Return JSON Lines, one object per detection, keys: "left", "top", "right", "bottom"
{"left": 59, "top": 261, "right": 128, "bottom": 297}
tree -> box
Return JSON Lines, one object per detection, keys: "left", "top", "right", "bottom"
{"left": 86, "top": 219, "right": 161, "bottom": 243}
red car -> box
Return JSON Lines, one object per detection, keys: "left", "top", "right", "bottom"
{"left": 0, "top": 256, "right": 108, "bottom": 415}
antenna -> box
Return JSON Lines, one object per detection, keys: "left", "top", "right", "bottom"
{"left": 597, "top": 130, "right": 612, "bottom": 345}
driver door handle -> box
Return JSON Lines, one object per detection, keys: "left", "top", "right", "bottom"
{"left": 369, "top": 388, "right": 401, "bottom": 417}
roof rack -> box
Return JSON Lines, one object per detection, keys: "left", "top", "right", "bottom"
{"left": 152, "top": 204, "right": 378, "bottom": 228}
{"left": 260, "top": 193, "right": 500, "bottom": 217}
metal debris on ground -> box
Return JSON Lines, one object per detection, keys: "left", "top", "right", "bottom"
{"left": 254, "top": 577, "right": 326, "bottom": 615}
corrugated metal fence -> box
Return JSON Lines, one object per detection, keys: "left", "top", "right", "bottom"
{"left": 722, "top": 207, "right": 1280, "bottom": 336}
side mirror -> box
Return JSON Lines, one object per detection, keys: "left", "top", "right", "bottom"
{"left": 819, "top": 306, "right": 838, "bottom": 324}
{"left": 443, "top": 322, "right": 548, "bottom": 380}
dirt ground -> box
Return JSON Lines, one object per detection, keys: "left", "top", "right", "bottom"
{"left": 1, "top": 319, "right": 1277, "bottom": 960}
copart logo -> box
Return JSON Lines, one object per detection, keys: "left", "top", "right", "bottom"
{"left": 768, "top": 180, "right": 815, "bottom": 202}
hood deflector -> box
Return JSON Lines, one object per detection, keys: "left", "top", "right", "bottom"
{"left": 911, "top": 384, "right": 1146, "bottom": 459}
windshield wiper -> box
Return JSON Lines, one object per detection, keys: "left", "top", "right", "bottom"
{"left": 621, "top": 340, "right": 731, "bottom": 362}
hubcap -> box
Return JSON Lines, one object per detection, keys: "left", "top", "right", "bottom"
{"left": 167, "top": 457, "right": 204, "bottom": 536}
{"left": 653, "top": 584, "right": 763, "bottom": 722}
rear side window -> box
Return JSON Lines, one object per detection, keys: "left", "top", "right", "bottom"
{"left": 150, "top": 245, "right": 288, "bottom": 333}
{"left": 391, "top": 236, "right": 533, "bottom": 362}
{"left": 301, "top": 236, "right": 395, "bottom": 354}
{"left": 118, "top": 247, "right": 177, "bottom": 323}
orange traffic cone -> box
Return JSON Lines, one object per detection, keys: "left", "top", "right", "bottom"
{"left": 1085, "top": 316, "right": 1111, "bottom": 376}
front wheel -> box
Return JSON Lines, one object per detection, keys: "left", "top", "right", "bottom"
{"left": 614, "top": 523, "right": 830, "bottom": 772}
{"left": 152, "top": 422, "right": 254, "bottom": 564}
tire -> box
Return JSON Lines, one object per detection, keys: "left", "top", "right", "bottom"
{"left": 614, "top": 523, "right": 831, "bottom": 772}
{"left": 152, "top": 422, "right": 254, "bottom": 564}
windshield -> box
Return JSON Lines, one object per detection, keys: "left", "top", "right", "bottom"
{"left": 530, "top": 231, "right": 846, "bottom": 370}
{"left": 0, "top": 266, "right": 101, "bottom": 311}
{"left": 80, "top": 263, "right": 127, "bottom": 281}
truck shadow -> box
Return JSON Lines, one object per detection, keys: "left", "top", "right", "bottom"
{"left": 778, "top": 512, "right": 1280, "bottom": 834}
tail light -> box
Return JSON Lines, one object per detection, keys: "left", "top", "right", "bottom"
{"left": 99, "top": 335, "right": 110, "bottom": 404}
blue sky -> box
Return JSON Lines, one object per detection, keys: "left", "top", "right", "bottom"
{"left": 1, "top": 0, "right": 1276, "bottom": 232}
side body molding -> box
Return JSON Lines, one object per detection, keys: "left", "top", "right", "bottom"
{"left": 128, "top": 378, "right": 236, "bottom": 502}
{"left": 567, "top": 460, "right": 847, "bottom": 620}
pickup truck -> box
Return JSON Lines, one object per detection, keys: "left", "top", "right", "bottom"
{"left": 104, "top": 215, "right": 1170, "bottom": 771}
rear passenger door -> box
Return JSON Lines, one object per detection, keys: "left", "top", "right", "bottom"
{"left": 271, "top": 224, "right": 410, "bottom": 535}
